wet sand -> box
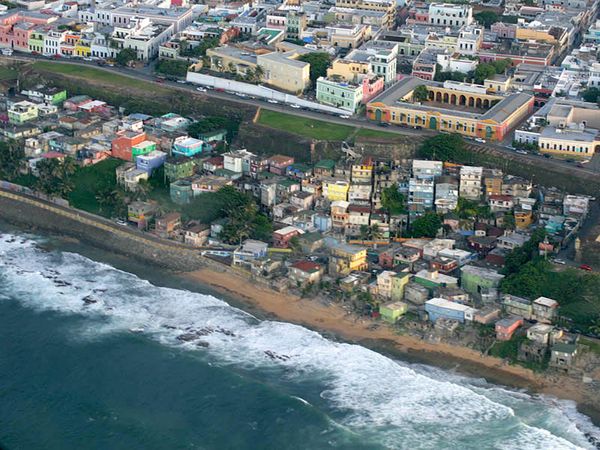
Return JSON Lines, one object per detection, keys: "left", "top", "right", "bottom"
{"left": 185, "top": 267, "right": 600, "bottom": 425}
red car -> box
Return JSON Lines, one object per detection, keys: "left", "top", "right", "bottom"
{"left": 579, "top": 264, "right": 593, "bottom": 272}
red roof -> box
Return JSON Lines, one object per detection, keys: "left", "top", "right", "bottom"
{"left": 41, "top": 152, "right": 65, "bottom": 159}
{"left": 291, "top": 260, "right": 321, "bottom": 273}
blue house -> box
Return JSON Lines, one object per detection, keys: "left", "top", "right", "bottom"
{"left": 425, "top": 298, "right": 475, "bottom": 323}
{"left": 172, "top": 136, "right": 204, "bottom": 157}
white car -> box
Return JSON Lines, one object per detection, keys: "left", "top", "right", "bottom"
{"left": 516, "top": 149, "right": 528, "bottom": 155}
{"left": 115, "top": 219, "right": 127, "bottom": 226}
{"left": 553, "top": 258, "right": 566, "bottom": 265}
{"left": 290, "top": 104, "right": 301, "bottom": 109}
{"left": 267, "top": 99, "right": 279, "bottom": 104}
{"left": 474, "top": 138, "right": 486, "bottom": 143}
{"left": 176, "top": 80, "right": 187, "bottom": 84}
{"left": 196, "top": 87, "right": 207, "bottom": 92}
{"left": 235, "top": 92, "right": 247, "bottom": 98}
{"left": 339, "top": 114, "right": 351, "bottom": 119}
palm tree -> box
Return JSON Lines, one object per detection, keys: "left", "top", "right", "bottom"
{"left": 254, "top": 65, "right": 264, "bottom": 82}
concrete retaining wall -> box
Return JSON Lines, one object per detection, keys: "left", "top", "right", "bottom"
{"left": 0, "top": 189, "right": 219, "bottom": 272}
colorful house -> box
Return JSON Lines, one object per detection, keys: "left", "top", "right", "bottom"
{"left": 111, "top": 130, "right": 147, "bottom": 161}
{"left": 164, "top": 157, "right": 195, "bottom": 181}
{"left": 131, "top": 140, "right": 157, "bottom": 159}
{"left": 380, "top": 301, "right": 408, "bottom": 323}
{"left": 289, "top": 260, "right": 325, "bottom": 286}
{"left": 460, "top": 265, "right": 504, "bottom": 297}
{"left": 172, "top": 136, "right": 204, "bottom": 157}
{"left": 495, "top": 316, "right": 523, "bottom": 341}
{"left": 425, "top": 298, "right": 475, "bottom": 323}
{"left": 7, "top": 101, "right": 38, "bottom": 124}
{"left": 136, "top": 150, "right": 167, "bottom": 174}
{"left": 170, "top": 179, "right": 194, "bottom": 205}
{"left": 273, "top": 226, "right": 303, "bottom": 248}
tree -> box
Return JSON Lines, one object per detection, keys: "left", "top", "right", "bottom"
{"left": 418, "top": 133, "right": 467, "bottom": 162}
{"left": 503, "top": 213, "right": 516, "bottom": 230}
{"left": 298, "top": 52, "right": 331, "bottom": 85}
{"left": 254, "top": 65, "right": 265, "bottom": 82}
{"left": 116, "top": 48, "right": 137, "bottom": 67}
{"left": 0, "top": 140, "right": 25, "bottom": 180}
{"left": 474, "top": 11, "right": 499, "bottom": 28}
{"left": 187, "top": 115, "right": 241, "bottom": 142}
{"left": 473, "top": 63, "right": 497, "bottom": 85}
{"left": 381, "top": 183, "right": 406, "bottom": 215}
{"left": 95, "top": 186, "right": 127, "bottom": 218}
{"left": 502, "top": 227, "right": 546, "bottom": 275}
{"left": 155, "top": 59, "right": 189, "bottom": 77}
{"left": 581, "top": 87, "right": 600, "bottom": 104}
{"left": 35, "top": 157, "right": 77, "bottom": 198}
{"left": 181, "top": 36, "right": 220, "bottom": 58}
{"left": 413, "top": 85, "right": 429, "bottom": 102}
{"left": 410, "top": 212, "right": 442, "bottom": 238}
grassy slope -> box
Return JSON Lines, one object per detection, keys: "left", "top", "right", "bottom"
{"left": 69, "top": 158, "right": 123, "bottom": 215}
{"left": 257, "top": 109, "right": 404, "bottom": 142}
{"left": 32, "top": 61, "right": 169, "bottom": 93}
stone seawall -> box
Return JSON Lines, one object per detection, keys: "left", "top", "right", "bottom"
{"left": 0, "top": 189, "right": 220, "bottom": 273}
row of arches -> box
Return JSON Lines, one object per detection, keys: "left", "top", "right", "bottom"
{"left": 427, "top": 90, "right": 496, "bottom": 109}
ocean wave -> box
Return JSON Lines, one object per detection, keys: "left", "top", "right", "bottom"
{"left": 0, "top": 233, "right": 596, "bottom": 450}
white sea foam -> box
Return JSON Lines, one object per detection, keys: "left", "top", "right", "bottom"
{"left": 0, "top": 233, "right": 597, "bottom": 450}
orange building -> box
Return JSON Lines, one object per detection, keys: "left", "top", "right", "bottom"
{"left": 111, "top": 130, "right": 147, "bottom": 161}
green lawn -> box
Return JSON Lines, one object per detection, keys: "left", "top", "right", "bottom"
{"left": 69, "top": 158, "right": 123, "bottom": 216}
{"left": 0, "top": 66, "right": 17, "bottom": 81}
{"left": 580, "top": 337, "right": 600, "bottom": 355}
{"left": 32, "top": 61, "right": 166, "bottom": 92}
{"left": 257, "top": 109, "right": 355, "bottom": 140}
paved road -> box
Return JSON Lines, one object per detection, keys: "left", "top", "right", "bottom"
{"left": 4, "top": 54, "right": 600, "bottom": 177}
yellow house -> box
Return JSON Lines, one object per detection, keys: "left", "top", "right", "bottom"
{"left": 327, "top": 57, "right": 370, "bottom": 80}
{"left": 328, "top": 241, "right": 368, "bottom": 276}
{"left": 538, "top": 128, "right": 600, "bottom": 157}
{"left": 323, "top": 179, "right": 350, "bottom": 201}
{"left": 515, "top": 208, "right": 533, "bottom": 229}
{"left": 256, "top": 50, "right": 310, "bottom": 94}
{"left": 516, "top": 26, "right": 568, "bottom": 51}
{"left": 391, "top": 272, "right": 411, "bottom": 301}
{"left": 367, "top": 76, "right": 534, "bottom": 142}
{"left": 351, "top": 157, "right": 374, "bottom": 182}
{"left": 75, "top": 41, "right": 91, "bottom": 57}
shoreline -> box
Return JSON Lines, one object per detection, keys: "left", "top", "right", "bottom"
{"left": 0, "top": 204, "right": 599, "bottom": 427}
{"left": 184, "top": 267, "right": 600, "bottom": 426}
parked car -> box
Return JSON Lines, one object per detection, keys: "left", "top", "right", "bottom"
{"left": 378, "top": 122, "right": 390, "bottom": 127}
{"left": 516, "top": 150, "right": 528, "bottom": 155}
{"left": 543, "top": 153, "right": 551, "bottom": 158}
{"left": 267, "top": 99, "right": 279, "bottom": 104}
{"left": 176, "top": 79, "right": 187, "bottom": 84}
{"left": 115, "top": 219, "right": 127, "bottom": 226}
{"left": 553, "top": 258, "right": 566, "bottom": 265}
{"left": 290, "top": 104, "right": 301, "bottom": 109}
{"left": 196, "top": 87, "right": 207, "bottom": 92}
{"left": 339, "top": 114, "right": 350, "bottom": 119}
{"left": 579, "top": 264, "right": 593, "bottom": 272}
{"left": 474, "top": 138, "right": 486, "bottom": 143}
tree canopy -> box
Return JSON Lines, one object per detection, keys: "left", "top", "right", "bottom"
{"left": 409, "top": 212, "right": 442, "bottom": 238}
{"left": 381, "top": 183, "right": 406, "bottom": 215}
{"left": 298, "top": 52, "right": 331, "bottom": 85}
{"left": 0, "top": 140, "right": 25, "bottom": 180}
{"left": 155, "top": 59, "right": 189, "bottom": 78}
{"left": 418, "top": 133, "right": 467, "bottom": 162}
{"left": 413, "top": 85, "right": 429, "bottom": 102}
{"left": 473, "top": 59, "right": 511, "bottom": 84}
{"left": 116, "top": 48, "right": 137, "bottom": 66}
{"left": 181, "top": 36, "right": 220, "bottom": 58}
{"left": 474, "top": 11, "right": 499, "bottom": 28}
{"left": 187, "top": 115, "right": 240, "bottom": 142}
{"left": 581, "top": 87, "right": 600, "bottom": 104}
{"left": 35, "top": 157, "right": 77, "bottom": 198}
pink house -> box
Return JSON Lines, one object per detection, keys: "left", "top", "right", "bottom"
{"left": 0, "top": 12, "right": 53, "bottom": 51}
{"left": 362, "top": 76, "right": 385, "bottom": 103}
{"left": 273, "top": 226, "right": 301, "bottom": 248}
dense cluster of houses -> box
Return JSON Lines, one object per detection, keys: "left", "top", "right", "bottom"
{"left": 1, "top": 0, "right": 599, "bottom": 146}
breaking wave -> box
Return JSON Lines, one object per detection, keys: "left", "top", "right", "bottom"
{"left": 0, "top": 233, "right": 597, "bottom": 450}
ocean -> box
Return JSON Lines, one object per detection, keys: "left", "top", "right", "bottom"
{"left": 0, "top": 231, "right": 599, "bottom": 450}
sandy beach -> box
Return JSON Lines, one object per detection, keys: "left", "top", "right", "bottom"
{"left": 185, "top": 267, "right": 600, "bottom": 422}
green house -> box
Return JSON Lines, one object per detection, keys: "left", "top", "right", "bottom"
{"left": 132, "top": 140, "right": 157, "bottom": 158}
{"left": 380, "top": 301, "right": 408, "bottom": 323}
{"left": 164, "top": 157, "right": 195, "bottom": 181}
{"left": 460, "top": 265, "right": 504, "bottom": 297}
